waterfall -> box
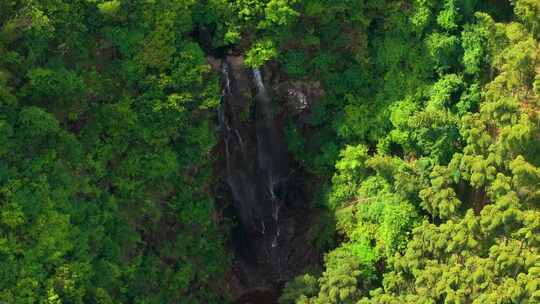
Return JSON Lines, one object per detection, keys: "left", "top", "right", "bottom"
{"left": 218, "top": 104, "right": 230, "bottom": 133}
{"left": 271, "top": 202, "right": 280, "bottom": 248}
{"left": 220, "top": 60, "right": 260, "bottom": 232}
{"left": 253, "top": 69, "right": 266, "bottom": 94}
{"left": 272, "top": 203, "right": 280, "bottom": 221}
{"left": 218, "top": 57, "right": 317, "bottom": 299}
{"left": 251, "top": 68, "right": 289, "bottom": 250}
{"left": 235, "top": 129, "right": 247, "bottom": 159}
{"left": 222, "top": 62, "right": 231, "bottom": 94}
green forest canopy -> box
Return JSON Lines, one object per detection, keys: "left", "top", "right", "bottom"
{"left": 0, "top": 0, "right": 539, "bottom": 303}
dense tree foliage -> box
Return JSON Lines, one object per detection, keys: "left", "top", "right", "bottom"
{"left": 279, "top": 1, "right": 540, "bottom": 303}
{"left": 1, "top": 0, "right": 539, "bottom": 303}
{"left": 0, "top": 1, "right": 229, "bottom": 303}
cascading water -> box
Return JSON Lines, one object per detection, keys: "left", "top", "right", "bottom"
{"left": 235, "top": 129, "right": 247, "bottom": 159}
{"left": 216, "top": 56, "right": 319, "bottom": 303}
{"left": 253, "top": 69, "right": 266, "bottom": 94}
{"left": 223, "top": 62, "right": 231, "bottom": 94}
{"left": 219, "top": 61, "right": 261, "bottom": 234}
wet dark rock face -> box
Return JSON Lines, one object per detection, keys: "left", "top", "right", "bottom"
{"left": 214, "top": 56, "right": 319, "bottom": 303}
